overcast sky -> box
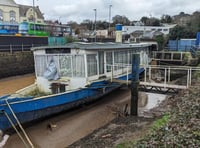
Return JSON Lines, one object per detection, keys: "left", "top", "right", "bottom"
{"left": 14, "top": 0, "right": 200, "bottom": 23}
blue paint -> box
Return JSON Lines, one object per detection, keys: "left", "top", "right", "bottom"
{"left": 0, "top": 68, "right": 144, "bottom": 131}
{"left": 196, "top": 32, "right": 200, "bottom": 46}
{"left": 168, "top": 39, "right": 196, "bottom": 51}
{"left": 115, "top": 24, "right": 122, "bottom": 31}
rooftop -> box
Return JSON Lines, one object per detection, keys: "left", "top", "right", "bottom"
{"left": 31, "top": 42, "right": 152, "bottom": 51}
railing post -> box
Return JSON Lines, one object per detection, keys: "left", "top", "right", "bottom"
{"left": 22, "top": 43, "right": 24, "bottom": 52}
{"left": 126, "top": 66, "right": 129, "bottom": 85}
{"left": 144, "top": 66, "right": 147, "bottom": 82}
{"left": 10, "top": 44, "right": 12, "bottom": 54}
{"left": 111, "top": 65, "right": 113, "bottom": 82}
{"left": 189, "top": 68, "right": 192, "bottom": 86}
{"left": 164, "top": 68, "right": 167, "bottom": 88}
{"left": 149, "top": 66, "right": 151, "bottom": 81}
{"left": 168, "top": 67, "right": 171, "bottom": 82}
{"left": 187, "top": 69, "right": 190, "bottom": 88}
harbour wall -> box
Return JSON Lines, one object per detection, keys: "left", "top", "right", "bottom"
{"left": 0, "top": 51, "right": 34, "bottom": 78}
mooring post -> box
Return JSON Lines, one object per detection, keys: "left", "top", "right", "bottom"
{"left": 130, "top": 54, "right": 140, "bottom": 116}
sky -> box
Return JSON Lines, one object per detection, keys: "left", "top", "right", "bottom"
{"left": 14, "top": 0, "right": 200, "bottom": 24}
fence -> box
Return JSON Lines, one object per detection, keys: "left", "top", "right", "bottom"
{"left": 0, "top": 44, "right": 47, "bottom": 53}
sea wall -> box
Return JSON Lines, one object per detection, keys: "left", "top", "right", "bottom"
{"left": 0, "top": 51, "right": 34, "bottom": 78}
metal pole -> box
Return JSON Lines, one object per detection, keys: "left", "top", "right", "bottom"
{"left": 33, "top": 0, "right": 35, "bottom": 34}
{"left": 5, "top": 100, "right": 34, "bottom": 148}
{"left": 130, "top": 54, "right": 140, "bottom": 116}
{"left": 108, "top": 5, "right": 112, "bottom": 34}
{"left": 3, "top": 111, "right": 29, "bottom": 148}
{"left": 94, "top": 9, "right": 97, "bottom": 42}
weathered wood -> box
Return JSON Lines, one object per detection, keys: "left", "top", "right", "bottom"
{"left": 130, "top": 54, "right": 140, "bottom": 116}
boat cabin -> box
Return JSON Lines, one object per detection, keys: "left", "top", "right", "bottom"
{"left": 31, "top": 42, "right": 152, "bottom": 93}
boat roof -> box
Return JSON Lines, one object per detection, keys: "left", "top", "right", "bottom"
{"left": 31, "top": 42, "right": 152, "bottom": 51}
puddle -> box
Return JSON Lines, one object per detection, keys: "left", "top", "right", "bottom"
{"left": 139, "top": 92, "right": 167, "bottom": 116}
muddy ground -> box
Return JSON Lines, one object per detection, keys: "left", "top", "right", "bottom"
{"left": 0, "top": 74, "right": 35, "bottom": 96}
{"left": 69, "top": 93, "right": 175, "bottom": 148}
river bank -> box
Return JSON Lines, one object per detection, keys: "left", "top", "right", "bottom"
{"left": 69, "top": 82, "right": 200, "bottom": 147}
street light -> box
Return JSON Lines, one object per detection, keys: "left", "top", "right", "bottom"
{"left": 93, "top": 9, "right": 97, "bottom": 42}
{"left": 32, "top": 0, "right": 35, "bottom": 34}
{"left": 108, "top": 5, "right": 112, "bottom": 33}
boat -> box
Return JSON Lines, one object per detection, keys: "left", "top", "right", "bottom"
{"left": 0, "top": 42, "right": 153, "bottom": 132}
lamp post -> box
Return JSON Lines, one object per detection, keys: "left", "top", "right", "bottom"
{"left": 108, "top": 5, "right": 112, "bottom": 33}
{"left": 33, "top": 0, "right": 36, "bottom": 35}
{"left": 93, "top": 8, "right": 97, "bottom": 42}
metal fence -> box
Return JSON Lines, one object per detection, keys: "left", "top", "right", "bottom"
{"left": 0, "top": 44, "right": 47, "bottom": 53}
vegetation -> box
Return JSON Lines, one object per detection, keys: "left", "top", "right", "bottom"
{"left": 25, "top": 88, "right": 50, "bottom": 97}
{"left": 66, "top": 11, "right": 200, "bottom": 41}
{"left": 126, "top": 86, "right": 200, "bottom": 147}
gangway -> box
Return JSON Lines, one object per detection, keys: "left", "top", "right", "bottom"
{"left": 108, "top": 64, "right": 200, "bottom": 93}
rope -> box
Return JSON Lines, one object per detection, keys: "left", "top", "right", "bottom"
{"left": 5, "top": 100, "right": 34, "bottom": 148}
{"left": 3, "top": 111, "right": 29, "bottom": 148}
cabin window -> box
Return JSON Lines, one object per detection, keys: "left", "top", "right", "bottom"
{"left": 73, "top": 55, "right": 85, "bottom": 77}
{"left": 98, "top": 51, "right": 104, "bottom": 75}
{"left": 106, "top": 52, "right": 113, "bottom": 72}
{"left": 35, "top": 54, "right": 85, "bottom": 78}
{"left": 34, "top": 55, "right": 46, "bottom": 76}
{"left": 114, "top": 50, "right": 128, "bottom": 64}
{"left": 87, "top": 54, "right": 97, "bottom": 76}
{"left": 59, "top": 56, "right": 72, "bottom": 77}
{"left": 128, "top": 49, "right": 137, "bottom": 64}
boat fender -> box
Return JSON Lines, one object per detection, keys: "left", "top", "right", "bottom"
{"left": 0, "top": 130, "right": 9, "bottom": 148}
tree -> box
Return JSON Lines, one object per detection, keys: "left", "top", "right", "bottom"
{"left": 140, "top": 16, "right": 148, "bottom": 25}
{"left": 67, "top": 21, "right": 79, "bottom": 29}
{"left": 140, "top": 17, "right": 160, "bottom": 26}
{"left": 112, "top": 15, "right": 130, "bottom": 25}
{"left": 161, "top": 14, "right": 172, "bottom": 23}
{"left": 80, "top": 19, "right": 93, "bottom": 30}
{"left": 169, "top": 25, "right": 196, "bottom": 40}
{"left": 155, "top": 35, "right": 165, "bottom": 50}
{"left": 75, "top": 28, "right": 80, "bottom": 35}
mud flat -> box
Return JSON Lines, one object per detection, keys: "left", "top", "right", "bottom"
{"left": 0, "top": 74, "right": 35, "bottom": 96}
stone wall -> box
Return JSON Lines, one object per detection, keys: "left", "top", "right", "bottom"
{"left": 0, "top": 51, "right": 34, "bottom": 78}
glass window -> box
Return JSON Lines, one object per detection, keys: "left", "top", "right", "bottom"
{"left": 73, "top": 55, "right": 85, "bottom": 77}
{"left": 0, "top": 9, "right": 3, "bottom": 21}
{"left": 106, "top": 52, "right": 113, "bottom": 72}
{"left": 59, "top": 55, "right": 72, "bottom": 77}
{"left": 87, "top": 54, "right": 97, "bottom": 76}
{"left": 10, "top": 11, "right": 16, "bottom": 22}
{"left": 98, "top": 52, "right": 104, "bottom": 75}
{"left": 114, "top": 50, "right": 128, "bottom": 64}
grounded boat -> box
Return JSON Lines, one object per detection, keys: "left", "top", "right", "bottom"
{"left": 0, "top": 42, "right": 153, "bottom": 132}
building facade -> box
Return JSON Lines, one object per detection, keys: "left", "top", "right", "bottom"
{"left": 0, "top": 0, "right": 44, "bottom": 24}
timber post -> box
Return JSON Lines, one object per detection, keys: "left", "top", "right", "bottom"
{"left": 130, "top": 54, "right": 140, "bottom": 116}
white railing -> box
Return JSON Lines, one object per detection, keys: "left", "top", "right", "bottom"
{"left": 107, "top": 63, "right": 200, "bottom": 89}
{"left": 142, "top": 65, "right": 200, "bottom": 89}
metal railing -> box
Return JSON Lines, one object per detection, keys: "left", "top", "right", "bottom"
{"left": 107, "top": 63, "right": 200, "bottom": 90}
{"left": 0, "top": 44, "right": 47, "bottom": 53}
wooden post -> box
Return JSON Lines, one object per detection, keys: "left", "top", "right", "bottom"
{"left": 130, "top": 54, "right": 140, "bottom": 116}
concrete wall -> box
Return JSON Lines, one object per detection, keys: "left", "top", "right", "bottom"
{"left": 0, "top": 51, "right": 34, "bottom": 78}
